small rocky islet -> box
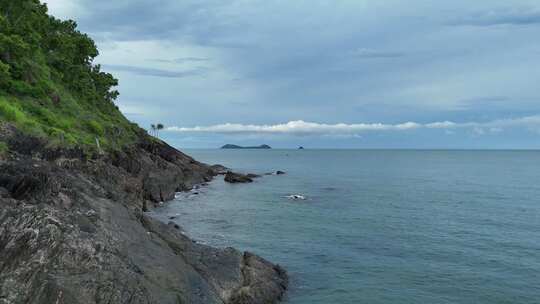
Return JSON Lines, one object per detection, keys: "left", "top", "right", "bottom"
{"left": 221, "top": 144, "right": 272, "bottom": 149}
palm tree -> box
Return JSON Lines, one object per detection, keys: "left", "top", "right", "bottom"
{"left": 156, "top": 123, "right": 164, "bottom": 138}
{"left": 150, "top": 123, "right": 165, "bottom": 138}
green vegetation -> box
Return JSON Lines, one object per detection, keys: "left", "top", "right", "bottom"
{"left": 0, "top": 140, "right": 7, "bottom": 156}
{"left": 0, "top": 0, "right": 140, "bottom": 152}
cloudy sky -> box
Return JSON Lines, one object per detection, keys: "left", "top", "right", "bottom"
{"left": 44, "top": 0, "right": 540, "bottom": 148}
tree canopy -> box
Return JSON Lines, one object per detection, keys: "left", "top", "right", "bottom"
{"left": 0, "top": 0, "right": 118, "bottom": 104}
{"left": 0, "top": 0, "right": 140, "bottom": 152}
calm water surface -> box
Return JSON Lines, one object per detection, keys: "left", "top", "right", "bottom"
{"left": 152, "top": 150, "right": 540, "bottom": 304}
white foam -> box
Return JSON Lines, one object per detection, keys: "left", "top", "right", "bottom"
{"left": 286, "top": 194, "right": 306, "bottom": 200}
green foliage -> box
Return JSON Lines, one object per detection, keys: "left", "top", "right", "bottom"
{"left": 0, "top": 1, "right": 140, "bottom": 151}
{"left": 0, "top": 0, "right": 110, "bottom": 99}
{"left": 0, "top": 141, "right": 7, "bottom": 156}
{"left": 85, "top": 120, "right": 104, "bottom": 136}
{"left": 0, "top": 98, "right": 26, "bottom": 122}
{"left": 0, "top": 61, "right": 9, "bottom": 83}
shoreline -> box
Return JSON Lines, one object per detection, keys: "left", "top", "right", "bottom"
{"left": 0, "top": 127, "right": 288, "bottom": 303}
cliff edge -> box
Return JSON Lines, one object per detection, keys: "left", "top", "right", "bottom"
{"left": 0, "top": 125, "right": 288, "bottom": 304}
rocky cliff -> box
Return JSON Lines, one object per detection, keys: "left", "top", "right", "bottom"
{"left": 0, "top": 124, "right": 287, "bottom": 304}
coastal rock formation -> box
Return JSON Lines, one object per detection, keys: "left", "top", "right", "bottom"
{"left": 211, "top": 164, "right": 229, "bottom": 175}
{"left": 0, "top": 126, "right": 288, "bottom": 304}
{"left": 224, "top": 171, "right": 257, "bottom": 183}
{"left": 0, "top": 2, "right": 286, "bottom": 302}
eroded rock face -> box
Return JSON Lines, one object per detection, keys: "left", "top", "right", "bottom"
{"left": 0, "top": 129, "right": 287, "bottom": 304}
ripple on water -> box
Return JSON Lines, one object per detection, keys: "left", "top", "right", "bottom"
{"left": 155, "top": 150, "right": 540, "bottom": 304}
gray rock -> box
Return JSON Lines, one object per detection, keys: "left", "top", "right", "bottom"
{"left": 211, "top": 164, "right": 229, "bottom": 175}
{"left": 224, "top": 172, "right": 254, "bottom": 184}
{"left": 0, "top": 130, "right": 287, "bottom": 304}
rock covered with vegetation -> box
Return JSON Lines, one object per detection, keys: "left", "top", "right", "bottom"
{"left": 0, "top": 1, "right": 287, "bottom": 303}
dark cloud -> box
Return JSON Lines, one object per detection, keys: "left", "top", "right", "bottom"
{"left": 149, "top": 57, "right": 210, "bottom": 64}
{"left": 450, "top": 9, "right": 540, "bottom": 26}
{"left": 102, "top": 64, "right": 208, "bottom": 78}
{"left": 348, "top": 48, "right": 406, "bottom": 59}
{"left": 459, "top": 96, "right": 510, "bottom": 103}
{"left": 74, "top": 0, "right": 244, "bottom": 43}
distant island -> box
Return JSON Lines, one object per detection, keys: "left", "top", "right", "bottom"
{"left": 221, "top": 144, "right": 272, "bottom": 149}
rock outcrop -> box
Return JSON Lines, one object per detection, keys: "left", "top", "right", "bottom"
{"left": 0, "top": 125, "right": 287, "bottom": 304}
{"left": 211, "top": 164, "right": 229, "bottom": 175}
{"left": 224, "top": 171, "right": 258, "bottom": 184}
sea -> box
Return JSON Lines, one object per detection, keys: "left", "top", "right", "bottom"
{"left": 152, "top": 149, "right": 540, "bottom": 304}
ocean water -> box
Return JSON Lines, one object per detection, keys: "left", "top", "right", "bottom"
{"left": 152, "top": 150, "right": 540, "bottom": 304}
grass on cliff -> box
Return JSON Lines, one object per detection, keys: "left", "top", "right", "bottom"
{"left": 0, "top": 93, "right": 140, "bottom": 152}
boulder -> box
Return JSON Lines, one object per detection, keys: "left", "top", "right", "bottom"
{"left": 211, "top": 164, "right": 228, "bottom": 175}
{"left": 224, "top": 171, "right": 254, "bottom": 183}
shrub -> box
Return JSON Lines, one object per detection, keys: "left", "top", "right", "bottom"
{"left": 0, "top": 62, "right": 10, "bottom": 85}
{"left": 0, "top": 141, "right": 8, "bottom": 156}
{"left": 85, "top": 120, "right": 104, "bottom": 136}
{"left": 0, "top": 98, "right": 24, "bottom": 122}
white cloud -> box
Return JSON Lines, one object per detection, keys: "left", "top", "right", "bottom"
{"left": 473, "top": 127, "right": 486, "bottom": 136}
{"left": 426, "top": 121, "right": 457, "bottom": 128}
{"left": 166, "top": 115, "right": 540, "bottom": 136}
{"left": 167, "top": 120, "right": 420, "bottom": 135}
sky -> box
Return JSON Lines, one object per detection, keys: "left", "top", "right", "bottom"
{"left": 43, "top": 0, "right": 540, "bottom": 149}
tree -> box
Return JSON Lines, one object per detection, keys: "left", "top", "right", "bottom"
{"left": 0, "top": 0, "right": 120, "bottom": 102}
{"left": 150, "top": 123, "right": 164, "bottom": 138}
{"left": 156, "top": 123, "right": 164, "bottom": 138}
